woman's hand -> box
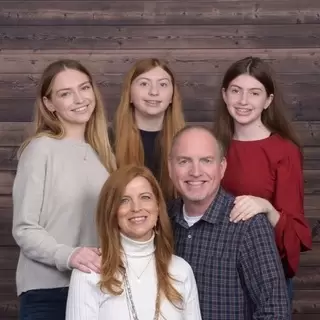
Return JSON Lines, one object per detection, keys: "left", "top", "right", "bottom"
{"left": 69, "top": 247, "right": 101, "bottom": 273}
{"left": 230, "top": 195, "right": 272, "bottom": 223}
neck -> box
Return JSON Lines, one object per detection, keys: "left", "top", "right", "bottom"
{"left": 233, "top": 119, "right": 270, "bottom": 141}
{"left": 134, "top": 111, "right": 164, "bottom": 131}
{"left": 63, "top": 124, "right": 86, "bottom": 142}
{"left": 120, "top": 233, "right": 155, "bottom": 257}
{"left": 183, "top": 197, "right": 214, "bottom": 217}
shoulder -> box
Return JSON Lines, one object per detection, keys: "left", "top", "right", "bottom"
{"left": 167, "top": 197, "right": 183, "bottom": 219}
{"left": 169, "top": 255, "right": 194, "bottom": 280}
{"left": 272, "top": 134, "right": 301, "bottom": 155}
{"left": 70, "top": 269, "right": 101, "bottom": 288}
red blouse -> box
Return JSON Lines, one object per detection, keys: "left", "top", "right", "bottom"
{"left": 221, "top": 134, "right": 312, "bottom": 278}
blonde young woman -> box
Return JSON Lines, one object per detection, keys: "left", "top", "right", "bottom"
{"left": 112, "top": 58, "right": 185, "bottom": 201}
{"left": 66, "top": 165, "right": 202, "bottom": 320}
{"left": 12, "top": 59, "right": 116, "bottom": 320}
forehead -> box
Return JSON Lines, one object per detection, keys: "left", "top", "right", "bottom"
{"left": 229, "top": 74, "right": 265, "bottom": 90}
{"left": 52, "top": 68, "right": 89, "bottom": 90}
{"left": 124, "top": 176, "right": 153, "bottom": 193}
{"left": 134, "top": 66, "right": 171, "bottom": 81}
{"left": 173, "top": 129, "right": 218, "bottom": 157}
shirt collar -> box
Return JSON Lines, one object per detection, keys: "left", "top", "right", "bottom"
{"left": 169, "top": 187, "right": 234, "bottom": 227}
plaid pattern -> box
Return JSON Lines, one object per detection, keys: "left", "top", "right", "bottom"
{"left": 168, "top": 188, "right": 290, "bottom": 320}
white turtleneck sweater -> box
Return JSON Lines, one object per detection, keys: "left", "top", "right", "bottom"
{"left": 66, "top": 234, "right": 202, "bottom": 320}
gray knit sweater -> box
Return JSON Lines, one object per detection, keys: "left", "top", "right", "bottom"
{"left": 12, "top": 136, "right": 109, "bottom": 296}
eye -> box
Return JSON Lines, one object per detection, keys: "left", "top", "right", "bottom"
{"left": 160, "top": 82, "right": 168, "bottom": 87}
{"left": 201, "top": 158, "right": 213, "bottom": 164}
{"left": 251, "top": 91, "right": 260, "bottom": 96}
{"left": 141, "top": 195, "right": 151, "bottom": 200}
{"left": 60, "top": 91, "right": 71, "bottom": 98}
{"left": 120, "top": 198, "right": 129, "bottom": 204}
{"left": 81, "top": 84, "right": 92, "bottom": 91}
{"left": 178, "top": 159, "right": 188, "bottom": 165}
{"left": 231, "top": 88, "right": 239, "bottom": 94}
{"left": 139, "top": 81, "right": 149, "bottom": 87}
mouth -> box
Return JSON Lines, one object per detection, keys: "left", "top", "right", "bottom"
{"left": 128, "top": 216, "right": 148, "bottom": 224}
{"left": 234, "top": 107, "right": 252, "bottom": 114}
{"left": 144, "top": 100, "right": 161, "bottom": 106}
{"left": 185, "top": 181, "right": 207, "bottom": 187}
{"left": 72, "top": 105, "right": 89, "bottom": 112}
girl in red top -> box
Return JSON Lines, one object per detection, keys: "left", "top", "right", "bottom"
{"left": 215, "top": 56, "right": 312, "bottom": 301}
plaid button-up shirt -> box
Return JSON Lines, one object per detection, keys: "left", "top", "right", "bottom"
{"left": 168, "top": 188, "right": 290, "bottom": 320}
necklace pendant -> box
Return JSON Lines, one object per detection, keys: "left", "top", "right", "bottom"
{"left": 136, "top": 278, "right": 141, "bottom": 283}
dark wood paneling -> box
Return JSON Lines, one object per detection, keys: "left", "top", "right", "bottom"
{"left": 0, "top": 73, "right": 320, "bottom": 121}
{"left": 2, "top": 96, "right": 320, "bottom": 122}
{"left": 1, "top": 49, "right": 320, "bottom": 74}
{"left": 1, "top": 121, "right": 320, "bottom": 147}
{"left": 1, "top": 24, "right": 319, "bottom": 50}
{"left": 1, "top": 1, "right": 319, "bottom": 26}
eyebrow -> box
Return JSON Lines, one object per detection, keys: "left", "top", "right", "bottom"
{"left": 230, "top": 84, "right": 263, "bottom": 91}
{"left": 136, "top": 77, "right": 171, "bottom": 82}
{"left": 55, "top": 81, "right": 91, "bottom": 93}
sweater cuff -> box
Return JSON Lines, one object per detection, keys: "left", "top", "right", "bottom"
{"left": 274, "top": 210, "right": 286, "bottom": 256}
{"left": 55, "top": 245, "right": 75, "bottom": 271}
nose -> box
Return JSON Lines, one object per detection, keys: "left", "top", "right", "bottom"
{"left": 130, "top": 199, "right": 142, "bottom": 212}
{"left": 189, "top": 162, "right": 201, "bottom": 177}
{"left": 73, "top": 90, "right": 84, "bottom": 104}
{"left": 239, "top": 91, "right": 248, "bottom": 105}
{"left": 148, "top": 84, "right": 159, "bottom": 96}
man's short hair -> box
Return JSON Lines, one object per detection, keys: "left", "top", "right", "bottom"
{"left": 169, "top": 124, "right": 226, "bottom": 159}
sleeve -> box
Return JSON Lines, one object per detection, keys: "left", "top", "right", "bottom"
{"left": 65, "top": 269, "right": 101, "bottom": 320}
{"left": 183, "top": 263, "right": 203, "bottom": 320}
{"left": 273, "top": 144, "right": 312, "bottom": 277}
{"left": 12, "top": 140, "right": 75, "bottom": 271}
{"left": 239, "top": 214, "right": 291, "bottom": 319}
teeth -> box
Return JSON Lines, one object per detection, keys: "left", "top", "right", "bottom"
{"left": 130, "top": 217, "right": 146, "bottom": 223}
{"left": 188, "top": 181, "right": 203, "bottom": 185}
{"left": 145, "top": 100, "right": 160, "bottom": 105}
{"left": 236, "top": 108, "right": 251, "bottom": 113}
{"left": 73, "top": 106, "right": 87, "bottom": 112}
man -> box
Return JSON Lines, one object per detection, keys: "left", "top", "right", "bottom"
{"left": 168, "top": 125, "right": 290, "bottom": 319}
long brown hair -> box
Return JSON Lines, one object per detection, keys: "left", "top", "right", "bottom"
{"left": 214, "top": 56, "right": 301, "bottom": 151}
{"left": 19, "top": 59, "right": 116, "bottom": 172}
{"left": 96, "top": 165, "right": 183, "bottom": 308}
{"left": 114, "top": 58, "right": 185, "bottom": 201}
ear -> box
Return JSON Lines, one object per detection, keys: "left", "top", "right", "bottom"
{"left": 264, "top": 94, "right": 274, "bottom": 110}
{"left": 222, "top": 88, "right": 227, "bottom": 104}
{"left": 220, "top": 157, "right": 227, "bottom": 180}
{"left": 43, "top": 96, "right": 55, "bottom": 112}
{"left": 167, "top": 158, "right": 173, "bottom": 180}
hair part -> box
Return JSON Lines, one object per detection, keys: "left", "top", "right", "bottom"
{"left": 114, "top": 58, "right": 185, "bottom": 201}
{"left": 18, "top": 59, "right": 116, "bottom": 172}
{"left": 96, "top": 165, "right": 183, "bottom": 309}
{"left": 213, "top": 56, "right": 301, "bottom": 151}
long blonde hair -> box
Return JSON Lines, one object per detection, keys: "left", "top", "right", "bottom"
{"left": 19, "top": 59, "right": 116, "bottom": 172}
{"left": 96, "top": 165, "right": 183, "bottom": 309}
{"left": 114, "top": 58, "right": 185, "bottom": 201}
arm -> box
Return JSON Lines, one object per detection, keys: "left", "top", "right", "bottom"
{"left": 239, "top": 214, "right": 290, "bottom": 319}
{"left": 183, "top": 264, "right": 202, "bottom": 320}
{"left": 66, "top": 269, "right": 101, "bottom": 320}
{"left": 12, "top": 140, "right": 74, "bottom": 271}
{"left": 272, "top": 146, "right": 312, "bottom": 276}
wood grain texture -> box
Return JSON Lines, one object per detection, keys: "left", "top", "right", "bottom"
{"left": 2, "top": 49, "right": 320, "bottom": 74}
{"left": 1, "top": 121, "right": 320, "bottom": 147}
{"left": 0, "top": 1, "right": 319, "bottom": 26}
{"left": 1, "top": 24, "right": 319, "bottom": 50}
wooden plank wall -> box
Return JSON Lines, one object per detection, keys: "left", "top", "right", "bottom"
{"left": 0, "top": 0, "right": 319, "bottom": 318}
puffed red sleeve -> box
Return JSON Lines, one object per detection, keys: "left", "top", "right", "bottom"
{"left": 273, "top": 144, "right": 312, "bottom": 277}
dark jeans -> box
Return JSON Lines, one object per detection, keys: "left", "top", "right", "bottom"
{"left": 286, "top": 278, "right": 293, "bottom": 302}
{"left": 19, "top": 287, "right": 69, "bottom": 320}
